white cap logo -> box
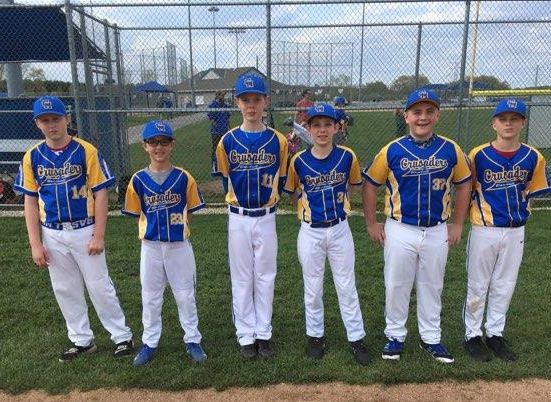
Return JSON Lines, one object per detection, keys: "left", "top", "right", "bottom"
{"left": 244, "top": 78, "right": 255, "bottom": 88}
{"left": 315, "top": 104, "right": 325, "bottom": 112}
{"left": 507, "top": 99, "right": 518, "bottom": 109}
{"left": 155, "top": 121, "right": 166, "bottom": 132}
{"left": 41, "top": 98, "right": 53, "bottom": 110}
{"left": 418, "top": 90, "right": 429, "bottom": 99}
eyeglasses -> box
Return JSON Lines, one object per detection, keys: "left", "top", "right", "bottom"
{"left": 145, "top": 138, "right": 173, "bottom": 147}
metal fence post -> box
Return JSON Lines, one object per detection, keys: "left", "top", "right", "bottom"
{"left": 455, "top": 0, "right": 472, "bottom": 144}
{"left": 358, "top": 2, "right": 366, "bottom": 102}
{"left": 79, "top": 7, "right": 99, "bottom": 144}
{"left": 187, "top": 1, "right": 196, "bottom": 106}
{"left": 266, "top": 0, "right": 272, "bottom": 115}
{"left": 113, "top": 23, "right": 129, "bottom": 177}
{"left": 415, "top": 23, "right": 423, "bottom": 88}
{"left": 64, "top": 0, "right": 84, "bottom": 140}
{"left": 104, "top": 21, "right": 124, "bottom": 179}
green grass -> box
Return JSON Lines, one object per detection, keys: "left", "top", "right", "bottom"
{"left": 1, "top": 213, "right": 550, "bottom": 394}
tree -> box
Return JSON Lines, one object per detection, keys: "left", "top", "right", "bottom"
{"left": 390, "top": 75, "right": 430, "bottom": 96}
{"left": 25, "top": 67, "right": 46, "bottom": 82}
{"left": 448, "top": 75, "right": 510, "bottom": 91}
{"left": 362, "top": 81, "right": 390, "bottom": 101}
{"left": 472, "top": 75, "right": 510, "bottom": 90}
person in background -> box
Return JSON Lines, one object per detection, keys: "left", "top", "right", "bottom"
{"left": 207, "top": 91, "right": 231, "bottom": 174}
{"left": 295, "top": 88, "right": 314, "bottom": 125}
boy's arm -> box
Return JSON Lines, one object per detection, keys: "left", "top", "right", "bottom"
{"left": 89, "top": 188, "right": 108, "bottom": 255}
{"left": 24, "top": 195, "right": 49, "bottom": 267}
{"left": 447, "top": 180, "right": 471, "bottom": 246}
{"left": 362, "top": 181, "right": 385, "bottom": 245}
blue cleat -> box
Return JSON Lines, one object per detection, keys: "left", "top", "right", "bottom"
{"left": 420, "top": 342, "right": 454, "bottom": 364}
{"left": 382, "top": 338, "right": 404, "bottom": 361}
{"left": 133, "top": 344, "right": 156, "bottom": 367}
{"left": 185, "top": 342, "right": 207, "bottom": 363}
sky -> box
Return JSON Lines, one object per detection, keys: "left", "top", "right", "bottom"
{"left": 6, "top": 0, "right": 551, "bottom": 88}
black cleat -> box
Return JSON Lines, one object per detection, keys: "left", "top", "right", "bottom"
{"left": 349, "top": 339, "right": 370, "bottom": 365}
{"left": 464, "top": 336, "right": 492, "bottom": 362}
{"left": 240, "top": 343, "right": 257, "bottom": 359}
{"left": 486, "top": 336, "right": 517, "bottom": 361}
{"left": 306, "top": 336, "right": 325, "bottom": 360}
{"left": 113, "top": 339, "right": 134, "bottom": 357}
{"left": 256, "top": 339, "right": 274, "bottom": 358}
{"left": 59, "top": 343, "right": 97, "bottom": 363}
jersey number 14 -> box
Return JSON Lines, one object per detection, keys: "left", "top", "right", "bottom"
{"left": 71, "top": 185, "right": 88, "bottom": 199}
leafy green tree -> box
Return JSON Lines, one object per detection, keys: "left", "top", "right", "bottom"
{"left": 390, "top": 75, "right": 430, "bottom": 96}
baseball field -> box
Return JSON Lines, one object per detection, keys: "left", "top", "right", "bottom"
{"left": 1, "top": 212, "right": 550, "bottom": 395}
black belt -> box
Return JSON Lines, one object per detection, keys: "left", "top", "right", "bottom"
{"left": 309, "top": 216, "right": 346, "bottom": 228}
{"left": 229, "top": 205, "right": 277, "bottom": 217}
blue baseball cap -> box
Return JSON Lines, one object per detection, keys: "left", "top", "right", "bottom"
{"left": 493, "top": 98, "right": 527, "bottom": 118}
{"left": 235, "top": 74, "right": 267, "bottom": 97}
{"left": 334, "top": 96, "right": 347, "bottom": 106}
{"left": 405, "top": 89, "right": 440, "bottom": 110}
{"left": 306, "top": 103, "right": 338, "bottom": 123}
{"left": 142, "top": 120, "right": 174, "bottom": 141}
{"left": 33, "top": 96, "right": 66, "bottom": 119}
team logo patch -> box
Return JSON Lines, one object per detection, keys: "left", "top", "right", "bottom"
{"left": 418, "top": 90, "right": 429, "bottom": 100}
{"left": 229, "top": 149, "right": 276, "bottom": 168}
{"left": 304, "top": 171, "right": 346, "bottom": 190}
{"left": 155, "top": 121, "right": 167, "bottom": 132}
{"left": 244, "top": 78, "right": 255, "bottom": 88}
{"left": 507, "top": 99, "right": 518, "bottom": 109}
{"left": 484, "top": 167, "right": 529, "bottom": 190}
{"left": 37, "top": 162, "right": 83, "bottom": 185}
{"left": 143, "top": 190, "right": 181, "bottom": 212}
{"left": 315, "top": 104, "right": 325, "bottom": 112}
{"left": 400, "top": 156, "right": 448, "bottom": 176}
{"left": 41, "top": 98, "right": 53, "bottom": 110}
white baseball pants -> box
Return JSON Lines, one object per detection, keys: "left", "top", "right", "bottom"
{"left": 140, "top": 239, "right": 201, "bottom": 347}
{"left": 383, "top": 218, "right": 448, "bottom": 344}
{"left": 42, "top": 225, "right": 132, "bottom": 347}
{"left": 464, "top": 225, "right": 525, "bottom": 340}
{"left": 228, "top": 210, "right": 277, "bottom": 346}
{"left": 297, "top": 220, "right": 365, "bottom": 342}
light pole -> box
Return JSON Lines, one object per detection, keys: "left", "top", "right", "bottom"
{"left": 228, "top": 28, "right": 246, "bottom": 68}
{"left": 208, "top": 6, "right": 219, "bottom": 68}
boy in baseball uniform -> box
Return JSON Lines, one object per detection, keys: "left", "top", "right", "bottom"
{"left": 463, "top": 99, "right": 550, "bottom": 362}
{"left": 15, "top": 96, "right": 134, "bottom": 362}
{"left": 284, "top": 104, "right": 369, "bottom": 365}
{"left": 362, "top": 89, "right": 471, "bottom": 363}
{"left": 214, "top": 73, "right": 288, "bottom": 359}
{"left": 123, "top": 120, "right": 207, "bottom": 366}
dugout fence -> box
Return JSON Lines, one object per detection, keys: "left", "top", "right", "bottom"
{"left": 0, "top": 0, "right": 550, "bottom": 209}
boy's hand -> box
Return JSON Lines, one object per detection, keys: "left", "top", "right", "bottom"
{"left": 447, "top": 223, "right": 463, "bottom": 246}
{"left": 30, "top": 244, "right": 49, "bottom": 268}
{"left": 88, "top": 235, "right": 105, "bottom": 255}
{"left": 367, "top": 222, "right": 385, "bottom": 246}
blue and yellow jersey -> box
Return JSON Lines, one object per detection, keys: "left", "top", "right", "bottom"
{"left": 14, "top": 137, "right": 114, "bottom": 229}
{"left": 122, "top": 167, "right": 204, "bottom": 241}
{"left": 469, "top": 143, "right": 550, "bottom": 227}
{"left": 363, "top": 134, "right": 471, "bottom": 227}
{"left": 284, "top": 146, "right": 362, "bottom": 224}
{"left": 214, "top": 126, "right": 288, "bottom": 208}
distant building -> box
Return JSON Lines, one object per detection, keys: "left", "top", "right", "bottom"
{"left": 173, "top": 67, "right": 304, "bottom": 107}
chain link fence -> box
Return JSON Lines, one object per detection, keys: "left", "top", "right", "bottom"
{"left": 1, "top": 0, "right": 550, "bottom": 208}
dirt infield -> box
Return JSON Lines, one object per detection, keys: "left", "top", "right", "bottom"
{"left": 2, "top": 380, "right": 550, "bottom": 402}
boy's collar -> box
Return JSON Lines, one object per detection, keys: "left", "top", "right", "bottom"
{"left": 407, "top": 133, "right": 437, "bottom": 149}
